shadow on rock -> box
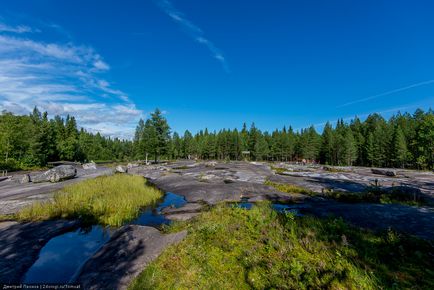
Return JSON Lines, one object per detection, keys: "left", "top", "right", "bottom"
{"left": 0, "top": 220, "right": 78, "bottom": 283}
{"left": 75, "top": 225, "right": 186, "bottom": 290}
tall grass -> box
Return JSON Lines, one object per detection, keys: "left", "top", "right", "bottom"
{"left": 16, "top": 174, "right": 162, "bottom": 226}
{"left": 130, "top": 203, "right": 434, "bottom": 289}
{"left": 264, "top": 179, "right": 313, "bottom": 194}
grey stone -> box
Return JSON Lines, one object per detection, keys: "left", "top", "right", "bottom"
{"left": 166, "top": 212, "right": 200, "bottom": 221}
{"left": 371, "top": 168, "right": 397, "bottom": 177}
{"left": 161, "top": 203, "right": 202, "bottom": 215}
{"left": 32, "top": 165, "right": 77, "bottom": 183}
{"left": 115, "top": 165, "right": 128, "bottom": 173}
{"left": 82, "top": 162, "right": 97, "bottom": 170}
{"left": 20, "top": 174, "right": 31, "bottom": 183}
{"left": 76, "top": 225, "right": 187, "bottom": 290}
{"left": 127, "top": 163, "right": 139, "bottom": 169}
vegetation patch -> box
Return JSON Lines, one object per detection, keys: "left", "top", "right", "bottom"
{"left": 271, "top": 166, "right": 287, "bottom": 174}
{"left": 264, "top": 179, "right": 313, "bottom": 195}
{"left": 172, "top": 166, "right": 190, "bottom": 170}
{"left": 322, "top": 165, "right": 351, "bottom": 173}
{"left": 15, "top": 174, "right": 162, "bottom": 226}
{"left": 266, "top": 179, "right": 431, "bottom": 206}
{"left": 320, "top": 186, "right": 430, "bottom": 206}
{"left": 130, "top": 203, "right": 434, "bottom": 289}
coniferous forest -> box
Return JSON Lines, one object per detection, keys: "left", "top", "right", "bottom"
{"left": 1, "top": 107, "right": 433, "bottom": 171}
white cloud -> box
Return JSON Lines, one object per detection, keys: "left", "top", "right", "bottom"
{"left": 155, "top": 0, "right": 230, "bottom": 73}
{"left": 0, "top": 21, "right": 143, "bottom": 139}
{"left": 93, "top": 59, "right": 110, "bottom": 71}
{"left": 338, "top": 79, "right": 434, "bottom": 108}
{"left": 0, "top": 22, "right": 37, "bottom": 33}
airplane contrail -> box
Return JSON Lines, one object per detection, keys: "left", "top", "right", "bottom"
{"left": 338, "top": 79, "right": 434, "bottom": 108}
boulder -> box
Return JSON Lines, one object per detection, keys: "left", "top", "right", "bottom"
{"left": 83, "top": 162, "right": 97, "bottom": 170}
{"left": 32, "top": 165, "right": 77, "bottom": 183}
{"left": 371, "top": 168, "right": 397, "bottom": 177}
{"left": 19, "top": 174, "right": 31, "bottom": 184}
{"left": 115, "top": 165, "right": 128, "bottom": 173}
{"left": 127, "top": 163, "right": 139, "bottom": 169}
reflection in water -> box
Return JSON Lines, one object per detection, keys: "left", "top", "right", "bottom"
{"left": 23, "top": 225, "right": 111, "bottom": 283}
{"left": 132, "top": 192, "right": 187, "bottom": 227}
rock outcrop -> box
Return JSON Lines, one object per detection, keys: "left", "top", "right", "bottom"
{"left": 371, "top": 168, "right": 397, "bottom": 177}
{"left": 76, "top": 225, "right": 187, "bottom": 290}
{"left": 32, "top": 165, "right": 77, "bottom": 183}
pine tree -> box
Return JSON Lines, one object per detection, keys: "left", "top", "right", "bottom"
{"left": 415, "top": 113, "right": 434, "bottom": 169}
{"left": 390, "top": 126, "right": 408, "bottom": 168}
{"left": 365, "top": 132, "right": 375, "bottom": 167}
{"left": 133, "top": 119, "right": 145, "bottom": 159}
{"left": 342, "top": 128, "right": 357, "bottom": 165}
{"left": 254, "top": 133, "right": 269, "bottom": 161}
{"left": 149, "top": 109, "right": 171, "bottom": 162}
{"left": 320, "top": 122, "right": 334, "bottom": 164}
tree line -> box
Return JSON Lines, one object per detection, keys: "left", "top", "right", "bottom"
{"left": 1, "top": 107, "right": 433, "bottom": 171}
{"left": 0, "top": 107, "right": 133, "bottom": 170}
{"left": 133, "top": 108, "right": 433, "bottom": 169}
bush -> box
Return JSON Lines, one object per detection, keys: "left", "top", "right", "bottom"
{"left": 0, "top": 158, "right": 21, "bottom": 171}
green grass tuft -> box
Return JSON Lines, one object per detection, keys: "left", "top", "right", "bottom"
{"left": 271, "top": 166, "right": 287, "bottom": 174}
{"left": 15, "top": 174, "right": 162, "bottom": 227}
{"left": 264, "top": 179, "right": 313, "bottom": 195}
{"left": 130, "top": 203, "right": 434, "bottom": 289}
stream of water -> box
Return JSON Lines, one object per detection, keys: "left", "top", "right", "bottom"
{"left": 22, "top": 192, "right": 187, "bottom": 283}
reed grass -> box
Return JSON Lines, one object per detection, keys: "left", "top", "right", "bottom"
{"left": 15, "top": 174, "right": 162, "bottom": 226}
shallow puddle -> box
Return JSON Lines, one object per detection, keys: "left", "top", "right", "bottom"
{"left": 132, "top": 192, "right": 187, "bottom": 226}
{"left": 271, "top": 203, "right": 306, "bottom": 216}
{"left": 232, "top": 200, "right": 306, "bottom": 216}
{"left": 23, "top": 225, "right": 111, "bottom": 283}
{"left": 22, "top": 192, "right": 186, "bottom": 283}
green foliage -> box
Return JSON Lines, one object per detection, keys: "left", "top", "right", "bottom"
{"left": 130, "top": 203, "right": 434, "bottom": 289}
{"left": 161, "top": 109, "right": 433, "bottom": 169}
{"left": 15, "top": 175, "right": 162, "bottom": 226}
{"left": 0, "top": 108, "right": 133, "bottom": 170}
{"left": 1, "top": 108, "right": 433, "bottom": 170}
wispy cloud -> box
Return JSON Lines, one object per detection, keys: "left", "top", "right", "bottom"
{"left": 0, "top": 22, "right": 38, "bottom": 33}
{"left": 338, "top": 79, "right": 434, "bottom": 108}
{"left": 154, "top": 0, "right": 230, "bottom": 73}
{"left": 0, "top": 20, "right": 143, "bottom": 139}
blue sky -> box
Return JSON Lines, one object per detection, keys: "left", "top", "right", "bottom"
{"left": 0, "top": 0, "right": 433, "bottom": 138}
